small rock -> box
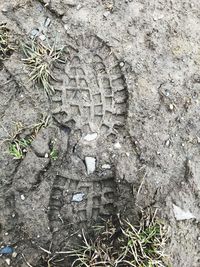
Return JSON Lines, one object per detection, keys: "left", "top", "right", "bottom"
{"left": 165, "top": 140, "right": 170, "bottom": 147}
{"left": 39, "top": 34, "right": 46, "bottom": 41}
{"left": 102, "top": 164, "right": 111, "bottom": 169}
{"left": 119, "top": 61, "right": 125, "bottom": 67}
{"left": 30, "top": 28, "right": 40, "bottom": 38}
{"left": 5, "top": 259, "right": 10, "bottom": 266}
{"left": 72, "top": 192, "right": 85, "bottom": 202}
{"left": 169, "top": 104, "right": 174, "bottom": 111}
{"left": 85, "top": 157, "right": 96, "bottom": 174}
{"left": 64, "top": 24, "right": 69, "bottom": 31}
{"left": 45, "top": 153, "right": 49, "bottom": 158}
{"left": 66, "top": 0, "right": 76, "bottom": 6}
{"left": 173, "top": 204, "right": 196, "bottom": 221}
{"left": 2, "top": 7, "right": 8, "bottom": 13}
{"left": 76, "top": 4, "right": 82, "bottom": 10}
{"left": 44, "top": 17, "right": 51, "bottom": 27}
{"left": 83, "top": 133, "right": 98, "bottom": 141}
{"left": 103, "top": 11, "right": 110, "bottom": 18}
{"left": 12, "top": 252, "right": 17, "bottom": 258}
{"left": 114, "top": 142, "right": 121, "bottom": 149}
{"left": 20, "top": 194, "right": 25, "bottom": 201}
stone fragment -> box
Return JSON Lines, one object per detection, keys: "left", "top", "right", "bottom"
{"left": 5, "top": 259, "right": 10, "bottom": 266}
{"left": 173, "top": 204, "right": 196, "bottom": 221}
{"left": 72, "top": 192, "right": 85, "bottom": 202}
{"left": 44, "top": 17, "right": 51, "bottom": 27}
{"left": 21, "top": 194, "right": 25, "bottom": 201}
{"left": 85, "top": 157, "right": 96, "bottom": 174}
{"left": 39, "top": 34, "right": 46, "bottom": 41}
{"left": 102, "top": 164, "right": 111, "bottom": 169}
{"left": 30, "top": 28, "right": 39, "bottom": 38}
{"left": 114, "top": 142, "right": 121, "bottom": 149}
{"left": 12, "top": 252, "right": 17, "bottom": 258}
{"left": 83, "top": 133, "right": 97, "bottom": 141}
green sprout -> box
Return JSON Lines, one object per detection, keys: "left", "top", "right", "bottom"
{"left": 9, "top": 138, "right": 32, "bottom": 159}
{"left": 21, "top": 40, "right": 65, "bottom": 96}
{"left": 50, "top": 148, "right": 58, "bottom": 161}
{"left": 50, "top": 140, "right": 58, "bottom": 161}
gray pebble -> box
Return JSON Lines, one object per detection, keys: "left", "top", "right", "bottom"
{"left": 72, "top": 192, "right": 85, "bottom": 202}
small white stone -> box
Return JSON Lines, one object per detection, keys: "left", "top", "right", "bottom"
{"left": 64, "top": 24, "right": 69, "bottom": 31}
{"left": 83, "top": 133, "right": 97, "bottom": 141}
{"left": 44, "top": 17, "right": 51, "bottom": 27}
{"left": 2, "top": 6, "right": 8, "bottom": 13}
{"left": 12, "top": 252, "right": 17, "bottom": 258}
{"left": 45, "top": 153, "right": 49, "bottom": 158}
{"left": 165, "top": 140, "right": 170, "bottom": 147}
{"left": 102, "top": 164, "right": 111, "bottom": 169}
{"left": 114, "top": 142, "right": 121, "bottom": 149}
{"left": 103, "top": 11, "right": 110, "bottom": 18}
{"left": 39, "top": 34, "right": 46, "bottom": 41}
{"left": 169, "top": 104, "right": 174, "bottom": 110}
{"left": 173, "top": 204, "right": 195, "bottom": 221}
{"left": 21, "top": 195, "right": 25, "bottom": 201}
{"left": 119, "top": 61, "right": 125, "bottom": 67}
{"left": 4, "top": 232, "right": 8, "bottom": 236}
{"left": 72, "top": 192, "right": 85, "bottom": 202}
{"left": 5, "top": 259, "right": 10, "bottom": 266}
{"left": 76, "top": 4, "right": 82, "bottom": 10}
{"left": 85, "top": 157, "right": 96, "bottom": 174}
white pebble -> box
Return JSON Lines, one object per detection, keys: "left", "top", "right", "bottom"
{"left": 44, "top": 17, "right": 51, "bottom": 27}
{"left": 39, "top": 34, "right": 46, "bottom": 41}
{"left": 5, "top": 259, "right": 10, "bottom": 266}
{"left": 83, "top": 133, "right": 97, "bottom": 141}
{"left": 114, "top": 142, "right": 121, "bottom": 149}
{"left": 85, "top": 157, "right": 96, "bottom": 174}
{"left": 102, "top": 164, "right": 111, "bottom": 169}
{"left": 173, "top": 204, "right": 195, "bottom": 221}
{"left": 165, "top": 140, "right": 170, "bottom": 147}
{"left": 45, "top": 153, "right": 49, "bottom": 158}
{"left": 21, "top": 195, "right": 25, "bottom": 201}
{"left": 12, "top": 252, "right": 17, "bottom": 258}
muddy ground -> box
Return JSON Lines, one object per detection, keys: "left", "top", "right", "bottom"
{"left": 0, "top": 0, "right": 200, "bottom": 266}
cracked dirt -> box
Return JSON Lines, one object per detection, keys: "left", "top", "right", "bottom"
{"left": 0, "top": 0, "right": 200, "bottom": 266}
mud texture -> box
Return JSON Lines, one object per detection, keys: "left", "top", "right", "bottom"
{"left": 1, "top": 0, "right": 200, "bottom": 266}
